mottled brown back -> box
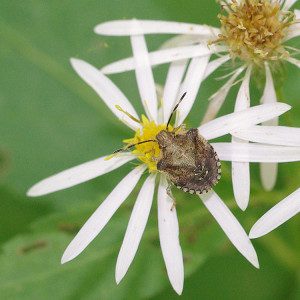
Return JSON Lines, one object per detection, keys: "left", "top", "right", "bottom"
{"left": 156, "top": 128, "right": 221, "bottom": 194}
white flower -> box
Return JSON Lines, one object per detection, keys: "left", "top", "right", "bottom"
{"left": 249, "top": 188, "right": 300, "bottom": 239}
{"left": 95, "top": 0, "right": 300, "bottom": 193}
{"left": 27, "top": 33, "right": 300, "bottom": 294}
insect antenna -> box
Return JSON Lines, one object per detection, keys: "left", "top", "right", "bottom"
{"left": 166, "top": 92, "right": 187, "bottom": 130}
{"left": 113, "top": 140, "right": 157, "bottom": 154}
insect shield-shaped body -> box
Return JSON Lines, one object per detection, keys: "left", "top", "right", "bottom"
{"left": 112, "top": 92, "right": 221, "bottom": 195}
{"left": 156, "top": 128, "right": 221, "bottom": 195}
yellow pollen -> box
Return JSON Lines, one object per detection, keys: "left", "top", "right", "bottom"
{"left": 213, "top": 0, "right": 295, "bottom": 65}
{"left": 123, "top": 115, "right": 173, "bottom": 172}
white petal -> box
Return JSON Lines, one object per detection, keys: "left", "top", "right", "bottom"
{"left": 203, "top": 55, "right": 231, "bottom": 80}
{"left": 249, "top": 188, "right": 300, "bottom": 239}
{"left": 284, "top": 9, "right": 300, "bottom": 40}
{"left": 234, "top": 67, "right": 251, "bottom": 111}
{"left": 232, "top": 154, "right": 250, "bottom": 211}
{"left": 260, "top": 63, "right": 278, "bottom": 190}
{"left": 70, "top": 58, "right": 140, "bottom": 130}
{"left": 231, "top": 67, "right": 251, "bottom": 210}
{"left": 130, "top": 33, "right": 158, "bottom": 122}
{"left": 160, "top": 34, "right": 210, "bottom": 50}
{"left": 115, "top": 174, "right": 156, "bottom": 284}
{"left": 212, "top": 143, "right": 300, "bottom": 162}
{"left": 101, "top": 44, "right": 224, "bottom": 75}
{"left": 198, "top": 102, "right": 291, "bottom": 140}
{"left": 284, "top": 23, "right": 300, "bottom": 40}
{"left": 232, "top": 125, "right": 300, "bottom": 146}
{"left": 200, "top": 190, "right": 259, "bottom": 268}
{"left": 155, "top": 83, "right": 164, "bottom": 100}
{"left": 162, "top": 60, "right": 188, "bottom": 123}
{"left": 158, "top": 176, "right": 184, "bottom": 295}
{"left": 282, "top": 0, "right": 297, "bottom": 10}
{"left": 61, "top": 165, "right": 146, "bottom": 264}
{"left": 27, "top": 154, "right": 134, "bottom": 197}
{"left": 175, "top": 55, "right": 210, "bottom": 126}
{"left": 201, "top": 67, "right": 244, "bottom": 124}
{"left": 285, "top": 56, "right": 300, "bottom": 69}
{"left": 95, "top": 19, "right": 220, "bottom": 36}
{"left": 261, "top": 63, "right": 277, "bottom": 106}
{"left": 260, "top": 163, "right": 278, "bottom": 192}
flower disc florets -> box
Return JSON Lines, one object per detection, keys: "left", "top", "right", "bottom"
{"left": 124, "top": 115, "right": 173, "bottom": 172}
{"left": 215, "top": 0, "right": 295, "bottom": 65}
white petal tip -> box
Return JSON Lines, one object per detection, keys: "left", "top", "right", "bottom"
{"left": 248, "top": 229, "right": 261, "bottom": 240}
{"left": 26, "top": 185, "right": 45, "bottom": 197}
{"left": 252, "top": 258, "right": 260, "bottom": 269}
{"left": 26, "top": 188, "right": 37, "bottom": 197}
{"left": 279, "top": 103, "right": 291, "bottom": 111}
{"left": 237, "top": 202, "right": 248, "bottom": 211}
{"left": 60, "top": 257, "right": 68, "bottom": 264}
{"left": 247, "top": 251, "right": 260, "bottom": 269}
{"left": 115, "top": 270, "right": 124, "bottom": 285}
{"left": 172, "top": 284, "right": 183, "bottom": 295}
{"left": 61, "top": 251, "right": 74, "bottom": 264}
{"left": 262, "top": 183, "right": 275, "bottom": 192}
{"left": 70, "top": 57, "right": 81, "bottom": 68}
{"left": 94, "top": 24, "right": 105, "bottom": 35}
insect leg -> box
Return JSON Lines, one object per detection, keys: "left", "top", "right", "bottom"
{"left": 166, "top": 182, "right": 176, "bottom": 211}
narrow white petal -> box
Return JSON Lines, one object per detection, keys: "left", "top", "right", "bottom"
{"left": 234, "top": 67, "right": 251, "bottom": 111}
{"left": 116, "top": 174, "right": 156, "bottom": 284}
{"left": 232, "top": 125, "right": 300, "bottom": 146}
{"left": 175, "top": 55, "right": 210, "bottom": 126}
{"left": 61, "top": 165, "right": 146, "bottom": 264}
{"left": 261, "top": 63, "right": 277, "bottom": 106}
{"left": 70, "top": 58, "right": 140, "bottom": 130}
{"left": 130, "top": 33, "right": 158, "bottom": 122}
{"left": 260, "top": 63, "right": 278, "bottom": 190}
{"left": 27, "top": 154, "right": 134, "bottom": 197}
{"left": 284, "top": 23, "right": 300, "bottom": 40}
{"left": 284, "top": 9, "right": 300, "bottom": 40}
{"left": 249, "top": 188, "right": 300, "bottom": 239}
{"left": 260, "top": 163, "right": 278, "bottom": 192}
{"left": 101, "top": 44, "right": 224, "bottom": 75}
{"left": 162, "top": 60, "right": 188, "bottom": 123}
{"left": 160, "top": 34, "right": 210, "bottom": 50}
{"left": 285, "top": 56, "right": 300, "bottom": 69}
{"left": 95, "top": 19, "right": 220, "bottom": 36}
{"left": 158, "top": 176, "right": 184, "bottom": 295}
{"left": 232, "top": 67, "right": 251, "bottom": 210}
{"left": 203, "top": 55, "right": 231, "bottom": 80}
{"left": 232, "top": 155, "right": 250, "bottom": 211}
{"left": 201, "top": 67, "right": 244, "bottom": 124}
{"left": 212, "top": 143, "right": 300, "bottom": 162}
{"left": 155, "top": 83, "right": 164, "bottom": 100}
{"left": 282, "top": 0, "right": 297, "bottom": 10}
{"left": 198, "top": 102, "right": 291, "bottom": 140}
{"left": 200, "top": 190, "right": 259, "bottom": 268}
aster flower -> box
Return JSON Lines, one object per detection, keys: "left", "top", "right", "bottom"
{"left": 249, "top": 188, "right": 300, "bottom": 239}
{"left": 27, "top": 35, "right": 300, "bottom": 294}
{"left": 95, "top": 0, "right": 300, "bottom": 194}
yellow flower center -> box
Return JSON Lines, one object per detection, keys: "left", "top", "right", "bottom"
{"left": 214, "top": 0, "right": 295, "bottom": 65}
{"left": 123, "top": 115, "right": 173, "bottom": 172}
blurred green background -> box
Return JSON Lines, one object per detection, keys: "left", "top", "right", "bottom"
{"left": 1, "top": 0, "right": 300, "bottom": 299}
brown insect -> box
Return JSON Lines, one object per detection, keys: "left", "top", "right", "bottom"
{"left": 114, "top": 92, "right": 221, "bottom": 195}
{"left": 156, "top": 93, "right": 221, "bottom": 195}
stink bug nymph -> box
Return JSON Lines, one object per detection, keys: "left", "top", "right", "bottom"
{"left": 113, "top": 92, "right": 221, "bottom": 196}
